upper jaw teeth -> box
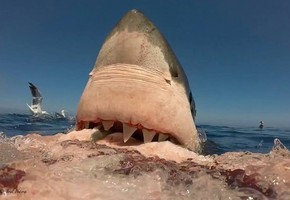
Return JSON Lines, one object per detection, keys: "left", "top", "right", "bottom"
{"left": 102, "top": 121, "right": 114, "bottom": 131}
{"left": 123, "top": 123, "right": 137, "bottom": 143}
{"left": 158, "top": 134, "right": 169, "bottom": 142}
{"left": 98, "top": 120, "right": 170, "bottom": 144}
{"left": 84, "top": 122, "right": 90, "bottom": 129}
{"left": 143, "top": 129, "right": 156, "bottom": 143}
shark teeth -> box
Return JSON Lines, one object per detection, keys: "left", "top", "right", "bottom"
{"left": 142, "top": 129, "right": 156, "bottom": 143}
{"left": 158, "top": 133, "right": 169, "bottom": 142}
{"left": 123, "top": 123, "right": 137, "bottom": 143}
{"left": 102, "top": 121, "right": 114, "bottom": 131}
{"left": 84, "top": 122, "right": 90, "bottom": 129}
{"left": 82, "top": 120, "right": 173, "bottom": 144}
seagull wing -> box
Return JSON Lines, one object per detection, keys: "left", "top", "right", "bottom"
{"left": 28, "top": 82, "right": 43, "bottom": 105}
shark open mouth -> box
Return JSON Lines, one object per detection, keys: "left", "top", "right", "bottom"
{"left": 77, "top": 120, "right": 178, "bottom": 144}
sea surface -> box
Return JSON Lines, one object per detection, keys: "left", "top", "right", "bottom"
{"left": 0, "top": 113, "right": 290, "bottom": 155}
{"left": 0, "top": 113, "right": 75, "bottom": 137}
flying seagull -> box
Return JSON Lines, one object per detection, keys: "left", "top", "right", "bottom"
{"left": 27, "top": 82, "right": 49, "bottom": 116}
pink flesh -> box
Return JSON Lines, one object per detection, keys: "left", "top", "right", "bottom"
{"left": 2, "top": 132, "right": 290, "bottom": 199}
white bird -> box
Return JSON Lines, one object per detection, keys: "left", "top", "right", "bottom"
{"left": 27, "top": 82, "right": 49, "bottom": 116}
{"left": 55, "top": 109, "right": 66, "bottom": 119}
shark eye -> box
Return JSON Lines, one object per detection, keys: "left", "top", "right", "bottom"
{"left": 189, "top": 91, "right": 196, "bottom": 118}
{"left": 189, "top": 91, "right": 193, "bottom": 103}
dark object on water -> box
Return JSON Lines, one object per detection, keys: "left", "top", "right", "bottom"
{"left": 259, "top": 121, "right": 264, "bottom": 129}
{"left": 54, "top": 110, "right": 66, "bottom": 119}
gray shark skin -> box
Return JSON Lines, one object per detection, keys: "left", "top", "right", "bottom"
{"left": 76, "top": 9, "right": 200, "bottom": 151}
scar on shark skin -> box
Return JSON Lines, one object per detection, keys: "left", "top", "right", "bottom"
{"left": 74, "top": 9, "right": 201, "bottom": 152}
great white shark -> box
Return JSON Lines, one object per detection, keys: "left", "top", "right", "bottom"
{"left": 76, "top": 9, "right": 200, "bottom": 152}
{"left": 1, "top": 10, "right": 289, "bottom": 199}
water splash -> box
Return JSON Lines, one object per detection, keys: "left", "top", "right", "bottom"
{"left": 197, "top": 129, "right": 207, "bottom": 143}
{"left": 255, "top": 140, "right": 263, "bottom": 149}
{"left": 0, "top": 132, "right": 9, "bottom": 143}
{"left": 272, "top": 138, "right": 289, "bottom": 151}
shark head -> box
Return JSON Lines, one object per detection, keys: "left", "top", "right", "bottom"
{"left": 76, "top": 9, "right": 200, "bottom": 151}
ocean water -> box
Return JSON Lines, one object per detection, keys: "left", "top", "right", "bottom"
{"left": 1, "top": 113, "right": 290, "bottom": 199}
{"left": 0, "top": 113, "right": 289, "bottom": 155}
{"left": 0, "top": 113, "right": 75, "bottom": 137}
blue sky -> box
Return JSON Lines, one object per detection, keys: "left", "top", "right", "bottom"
{"left": 0, "top": 0, "right": 289, "bottom": 127}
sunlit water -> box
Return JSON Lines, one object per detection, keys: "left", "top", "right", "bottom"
{"left": 0, "top": 113, "right": 75, "bottom": 136}
{"left": 1, "top": 114, "right": 289, "bottom": 155}
{"left": 199, "top": 124, "right": 290, "bottom": 155}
